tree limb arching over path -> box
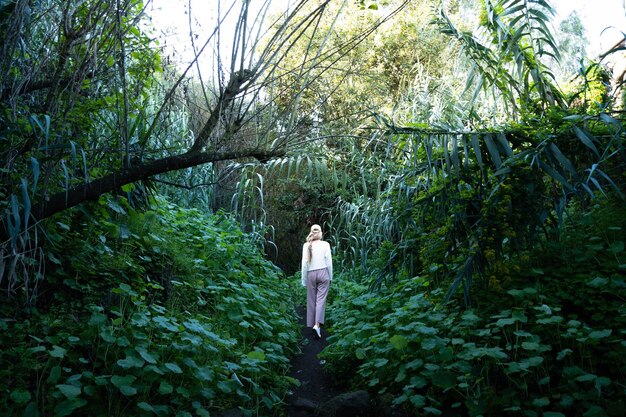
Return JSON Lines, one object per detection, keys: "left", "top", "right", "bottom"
{"left": 0, "top": 0, "right": 410, "bottom": 247}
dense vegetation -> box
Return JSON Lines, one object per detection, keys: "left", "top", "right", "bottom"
{"left": 322, "top": 198, "right": 626, "bottom": 416}
{"left": 1, "top": 0, "right": 625, "bottom": 416}
{"left": 1, "top": 197, "right": 301, "bottom": 416}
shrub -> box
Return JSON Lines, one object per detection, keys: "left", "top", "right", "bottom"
{"left": 0, "top": 198, "right": 301, "bottom": 417}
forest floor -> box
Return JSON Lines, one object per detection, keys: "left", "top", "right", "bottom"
{"left": 284, "top": 306, "right": 343, "bottom": 416}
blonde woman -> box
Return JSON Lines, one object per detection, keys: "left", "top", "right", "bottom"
{"left": 301, "top": 224, "right": 333, "bottom": 339}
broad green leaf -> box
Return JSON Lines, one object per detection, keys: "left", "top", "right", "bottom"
{"left": 355, "top": 348, "right": 366, "bottom": 359}
{"left": 138, "top": 402, "right": 154, "bottom": 412}
{"left": 24, "top": 402, "right": 39, "bottom": 417}
{"left": 521, "top": 342, "right": 541, "bottom": 351}
{"left": 373, "top": 358, "right": 389, "bottom": 368}
{"left": 49, "top": 345, "right": 67, "bottom": 358}
{"left": 609, "top": 241, "right": 624, "bottom": 254}
{"left": 410, "top": 375, "right": 428, "bottom": 388}
{"left": 496, "top": 318, "right": 515, "bottom": 327}
{"left": 421, "top": 338, "right": 438, "bottom": 350}
{"left": 116, "top": 336, "right": 130, "bottom": 347}
{"left": 575, "top": 373, "right": 597, "bottom": 382}
{"left": 176, "top": 386, "right": 190, "bottom": 398}
{"left": 153, "top": 316, "right": 180, "bottom": 332}
{"left": 556, "top": 349, "right": 572, "bottom": 360}
{"left": 410, "top": 394, "right": 426, "bottom": 407}
{"left": 507, "top": 287, "right": 538, "bottom": 298}
{"left": 111, "top": 375, "right": 137, "bottom": 388}
{"left": 54, "top": 399, "right": 87, "bottom": 416}
{"left": 423, "top": 406, "right": 442, "bottom": 415}
{"left": 477, "top": 347, "right": 507, "bottom": 359}
{"left": 56, "top": 384, "right": 81, "bottom": 399}
{"left": 406, "top": 358, "right": 423, "bottom": 370}
{"left": 89, "top": 312, "right": 107, "bottom": 327}
{"left": 532, "top": 397, "right": 549, "bottom": 407}
{"left": 135, "top": 346, "right": 157, "bottom": 364}
{"left": 247, "top": 351, "right": 266, "bottom": 361}
{"left": 587, "top": 277, "right": 608, "bottom": 288}
{"left": 437, "top": 347, "right": 453, "bottom": 362}
{"left": 164, "top": 362, "right": 183, "bottom": 373}
{"left": 143, "top": 365, "right": 165, "bottom": 375}
{"left": 392, "top": 394, "right": 408, "bottom": 406}
{"left": 119, "top": 385, "right": 137, "bottom": 396}
{"left": 417, "top": 325, "right": 437, "bottom": 335}
{"left": 217, "top": 380, "right": 233, "bottom": 393}
{"left": 431, "top": 370, "right": 457, "bottom": 389}
{"left": 512, "top": 310, "right": 528, "bottom": 323}
{"left": 117, "top": 355, "right": 145, "bottom": 369}
{"left": 521, "top": 356, "right": 543, "bottom": 367}
{"left": 389, "top": 334, "right": 408, "bottom": 350}
{"left": 98, "top": 328, "right": 114, "bottom": 343}
{"left": 195, "top": 366, "right": 214, "bottom": 382}
{"left": 196, "top": 408, "right": 210, "bottom": 417}
{"left": 588, "top": 329, "right": 612, "bottom": 339}
{"left": 10, "top": 389, "right": 31, "bottom": 404}
{"left": 159, "top": 381, "right": 174, "bottom": 394}
{"left": 506, "top": 361, "right": 524, "bottom": 374}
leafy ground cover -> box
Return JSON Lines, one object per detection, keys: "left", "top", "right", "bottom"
{"left": 320, "top": 199, "right": 626, "bottom": 417}
{"left": 0, "top": 197, "right": 301, "bottom": 417}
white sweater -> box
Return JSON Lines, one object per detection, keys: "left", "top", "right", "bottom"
{"left": 301, "top": 240, "right": 333, "bottom": 286}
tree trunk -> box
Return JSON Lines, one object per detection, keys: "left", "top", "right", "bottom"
{"left": 37, "top": 149, "right": 282, "bottom": 219}
{"left": 0, "top": 148, "right": 283, "bottom": 244}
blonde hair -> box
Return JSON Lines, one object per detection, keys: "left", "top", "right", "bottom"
{"left": 306, "top": 224, "right": 322, "bottom": 263}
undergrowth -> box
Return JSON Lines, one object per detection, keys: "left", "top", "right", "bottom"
{"left": 0, "top": 196, "right": 300, "bottom": 417}
{"left": 321, "top": 199, "right": 626, "bottom": 417}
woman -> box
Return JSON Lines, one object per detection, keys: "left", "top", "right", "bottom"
{"left": 301, "top": 224, "right": 333, "bottom": 339}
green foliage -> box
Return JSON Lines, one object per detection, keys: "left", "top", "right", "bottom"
{"left": 321, "top": 200, "right": 626, "bottom": 416}
{"left": 2, "top": 1, "right": 625, "bottom": 415}
{"left": 434, "top": 0, "right": 564, "bottom": 120}
{"left": 0, "top": 198, "right": 300, "bottom": 416}
{"left": 0, "top": 0, "right": 169, "bottom": 300}
{"left": 320, "top": 96, "right": 625, "bottom": 301}
{"left": 564, "top": 63, "right": 612, "bottom": 114}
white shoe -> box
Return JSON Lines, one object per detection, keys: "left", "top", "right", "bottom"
{"left": 313, "top": 326, "right": 321, "bottom": 339}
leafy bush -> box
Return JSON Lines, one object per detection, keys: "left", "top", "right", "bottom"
{"left": 321, "top": 199, "right": 626, "bottom": 417}
{"left": 0, "top": 198, "right": 300, "bottom": 417}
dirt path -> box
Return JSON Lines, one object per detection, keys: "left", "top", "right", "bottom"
{"left": 285, "top": 306, "right": 343, "bottom": 416}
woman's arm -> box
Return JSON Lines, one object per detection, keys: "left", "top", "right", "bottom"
{"left": 301, "top": 243, "right": 308, "bottom": 287}
{"left": 325, "top": 242, "right": 333, "bottom": 280}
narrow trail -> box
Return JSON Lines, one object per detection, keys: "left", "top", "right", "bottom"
{"left": 285, "top": 306, "right": 343, "bottom": 416}
{"left": 283, "top": 306, "right": 408, "bottom": 417}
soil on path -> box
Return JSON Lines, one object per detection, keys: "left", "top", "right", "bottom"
{"left": 285, "top": 306, "right": 343, "bottom": 416}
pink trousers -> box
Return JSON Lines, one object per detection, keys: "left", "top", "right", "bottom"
{"left": 306, "top": 268, "right": 330, "bottom": 327}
